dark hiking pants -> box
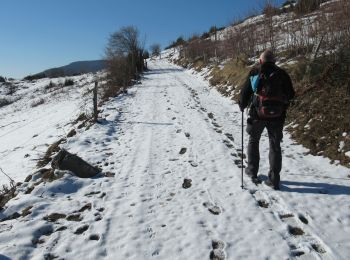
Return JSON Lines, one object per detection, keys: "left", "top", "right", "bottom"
{"left": 245, "top": 119, "right": 284, "bottom": 186}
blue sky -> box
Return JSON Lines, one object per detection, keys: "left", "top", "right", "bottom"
{"left": 0, "top": 0, "right": 285, "bottom": 78}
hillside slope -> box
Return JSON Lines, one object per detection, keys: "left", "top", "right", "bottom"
{"left": 0, "top": 58, "right": 349, "bottom": 259}
{"left": 27, "top": 60, "right": 106, "bottom": 79}
{"left": 0, "top": 73, "right": 98, "bottom": 186}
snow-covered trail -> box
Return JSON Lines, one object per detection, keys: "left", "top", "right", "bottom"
{"left": 1, "top": 59, "right": 349, "bottom": 260}
{"left": 93, "top": 61, "right": 294, "bottom": 259}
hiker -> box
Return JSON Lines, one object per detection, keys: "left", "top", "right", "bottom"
{"left": 239, "top": 50, "right": 295, "bottom": 190}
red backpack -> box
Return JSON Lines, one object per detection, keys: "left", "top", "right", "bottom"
{"left": 252, "top": 70, "right": 287, "bottom": 119}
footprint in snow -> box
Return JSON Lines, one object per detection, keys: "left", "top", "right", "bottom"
{"left": 291, "top": 249, "right": 305, "bottom": 257}
{"left": 89, "top": 234, "right": 100, "bottom": 241}
{"left": 223, "top": 140, "right": 234, "bottom": 149}
{"left": 32, "top": 224, "right": 54, "bottom": 245}
{"left": 224, "top": 133, "right": 234, "bottom": 142}
{"left": 234, "top": 159, "right": 245, "bottom": 168}
{"left": 207, "top": 112, "right": 214, "bottom": 119}
{"left": 55, "top": 226, "right": 68, "bottom": 232}
{"left": 182, "top": 179, "right": 192, "bottom": 189}
{"left": 311, "top": 243, "right": 326, "bottom": 254}
{"left": 210, "top": 239, "right": 226, "bottom": 260}
{"left": 288, "top": 225, "right": 304, "bottom": 236}
{"left": 95, "top": 213, "right": 103, "bottom": 221}
{"left": 0, "top": 224, "right": 13, "bottom": 233}
{"left": 257, "top": 200, "right": 269, "bottom": 208}
{"left": 188, "top": 160, "right": 198, "bottom": 167}
{"left": 85, "top": 191, "right": 101, "bottom": 197}
{"left": 212, "top": 239, "right": 225, "bottom": 250}
{"left": 212, "top": 122, "right": 221, "bottom": 128}
{"left": 203, "top": 202, "right": 222, "bottom": 215}
{"left": 298, "top": 214, "right": 309, "bottom": 224}
{"left": 74, "top": 224, "right": 89, "bottom": 235}
{"left": 237, "top": 152, "right": 246, "bottom": 159}
{"left": 66, "top": 213, "right": 83, "bottom": 222}
{"left": 179, "top": 147, "right": 187, "bottom": 155}
{"left": 279, "top": 213, "right": 294, "bottom": 219}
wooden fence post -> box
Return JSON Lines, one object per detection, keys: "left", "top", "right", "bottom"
{"left": 306, "top": 35, "right": 324, "bottom": 75}
{"left": 93, "top": 81, "right": 98, "bottom": 122}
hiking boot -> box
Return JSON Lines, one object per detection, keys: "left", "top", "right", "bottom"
{"left": 251, "top": 176, "right": 262, "bottom": 185}
{"left": 264, "top": 179, "right": 280, "bottom": 190}
{"left": 245, "top": 171, "right": 257, "bottom": 179}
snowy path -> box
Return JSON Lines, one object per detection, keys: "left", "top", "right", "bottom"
{"left": 0, "top": 59, "right": 349, "bottom": 260}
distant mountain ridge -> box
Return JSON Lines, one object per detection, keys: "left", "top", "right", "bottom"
{"left": 25, "top": 60, "right": 106, "bottom": 80}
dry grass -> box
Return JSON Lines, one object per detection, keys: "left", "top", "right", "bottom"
{"left": 0, "top": 98, "right": 13, "bottom": 108}
{"left": 192, "top": 58, "right": 208, "bottom": 72}
{"left": 285, "top": 55, "right": 350, "bottom": 166}
{"left": 0, "top": 184, "right": 16, "bottom": 209}
{"left": 30, "top": 98, "right": 45, "bottom": 108}
{"left": 287, "top": 83, "right": 350, "bottom": 165}
{"left": 37, "top": 138, "right": 65, "bottom": 168}
{"left": 209, "top": 60, "right": 250, "bottom": 98}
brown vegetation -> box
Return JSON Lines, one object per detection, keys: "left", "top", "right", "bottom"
{"left": 0, "top": 183, "right": 16, "bottom": 209}
{"left": 37, "top": 138, "right": 66, "bottom": 168}
{"left": 104, "top": 26, "right": 147, "bottom": 101}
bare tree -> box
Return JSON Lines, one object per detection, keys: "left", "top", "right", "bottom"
{"left": 150, "top": 43, "right": 161, "bottom": 58}
{"left": 107, "top": 26, "right": 141, "bottom": 74}
{"left": 104, "top": 26, "right": 145, "bottom": 99}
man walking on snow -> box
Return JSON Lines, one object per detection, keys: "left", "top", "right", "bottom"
{"left": 239, "top": 50, "right": 295, "bottom": 190}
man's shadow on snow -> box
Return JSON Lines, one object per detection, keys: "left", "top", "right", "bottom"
{"left": 146, "top": 68, "right": 184, "bottom": 75}
{"left": 281, "top": 180, "right": 350, "bottom": 195}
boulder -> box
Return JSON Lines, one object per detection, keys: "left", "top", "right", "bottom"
{"left": 51, "top": 150, "right": 100, "bottom": 178}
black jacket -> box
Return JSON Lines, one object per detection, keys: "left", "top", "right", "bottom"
{"left": 239, "top": 62, "right": 295, "bottom": 121}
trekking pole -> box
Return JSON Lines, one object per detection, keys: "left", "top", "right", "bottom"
{"left": 241, "top": 111, "right": 244, "bottom": 189}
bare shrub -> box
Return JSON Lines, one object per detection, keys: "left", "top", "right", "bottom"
{"left": 37, "top": 138, "right": 65, "bottom": 168}
{"left": 295, "top": 0, "right": 322, "bottom": 15}
{"left": 0, "top": 183, "right": 16, "bottom": 209}
{"left": 5, "top": 82, "right": 17, "bottom": 95}
{"left": 30, "top": 98, "right": 45, "bottom": 107}
{"left": 104, "top": 26, "right": 146, "bottom": 100}
{"left": 0, "top": 98, "right": 13, "bottom": 108}
{"left": 166, "top": 36, "right": 186, "bottom": 49}
{"left": 64, "top": 78, "right": 74, "bottom": 86}
{"left": 150, "top": 43, "right": 161, "bottom": 57}
{"left": 263, "top": 0, "right": 282, "bottom": 16}
{"left": 44, "top": 81, "right": 58, "bottom": 91}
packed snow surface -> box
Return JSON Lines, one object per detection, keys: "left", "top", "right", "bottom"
{"left": 0, "top": 58, "right": 349, "bottom": 259}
